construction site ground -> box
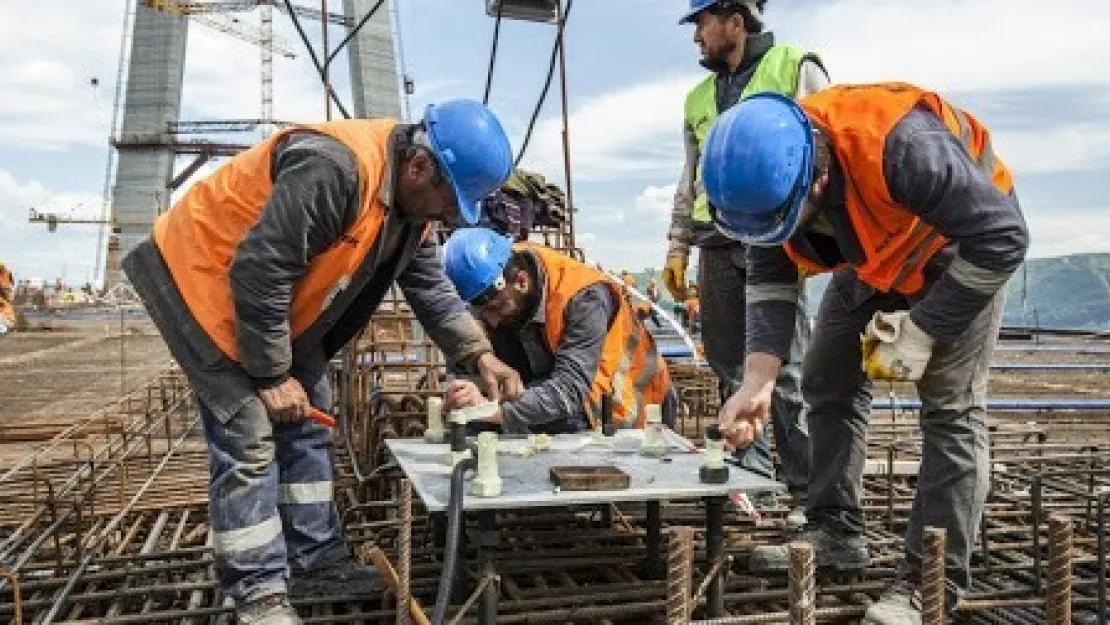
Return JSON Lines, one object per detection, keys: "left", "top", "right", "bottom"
{"left": 2, "top": 317, "right": 1109, "bottom": 624}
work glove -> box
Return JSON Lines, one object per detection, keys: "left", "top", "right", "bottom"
{"left": 861, "top": 311, "right": 935, "bottom": 382}
{"left": 662, "top": 251, "right": 688, "bottom": 301}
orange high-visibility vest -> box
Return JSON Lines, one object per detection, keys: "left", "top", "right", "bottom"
{"left": 787, "top": 82, "right": 1014, "bottom": 294}
{"left": 522, "top": 244, "right": 671, "bottom": 429}
{"left": 153, "top": 119, "right": 398, "bottom": 361}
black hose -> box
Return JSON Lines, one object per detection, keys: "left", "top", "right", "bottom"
{"left": 325, "top": 0, "right": 387, "bottom": 66}
{"left": 432, "top": 456, "right": 477, "bottom": 625}
{"left": 282, "top": 0, "right": 352, "bottom": 119}
{"left": 482, "top": 1, "right": 504, "bottom": 105}
{"left": 514, "top": 0, "right": 574, "bottom": 167}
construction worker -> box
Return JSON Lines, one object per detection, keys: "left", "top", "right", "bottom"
{"left": 702, "top": 84, "right": 1028, "bottom": 622}
{"left": 0, "top": 262, "right": 15, "bottom": 335}
{"left": 123, "top": 100, "right": 524, "bottom": 625}
{"left": 663, "top": 0, "right": 826, "bottom": 519}
{"left": 442, "top": 228, "right": 676, "bottom": 432}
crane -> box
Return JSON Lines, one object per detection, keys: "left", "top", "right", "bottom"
{"left": 29, "top": 208, "right": 110, "bottom": 234}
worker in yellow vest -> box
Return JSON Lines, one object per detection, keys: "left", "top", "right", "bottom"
{"left": 663, "top": 0, "right": 828, "bottom": 528}
{"left": 123, "top": 100, "right": 523, "bottom": 625}
{"left": 442, "top": 228, "right": 674, "bottom": 432}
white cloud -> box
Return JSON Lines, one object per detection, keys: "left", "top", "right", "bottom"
{"left": 0, "top": 169, "right": 104, "bottom": 284}
{"left": 520, "top": 74, "right": 698, "bottom": 181}
{"left": 776, "top": 0, "right": 1110, "bottom": 94}
{"left": 996, "top": 125, "right": 1110, "bottom": 175}
{"left": 632, "top": 184, "right": 677, "bottom": 222}
{"left": 1025, "top": 208, "right": 1110, "bottom": 259}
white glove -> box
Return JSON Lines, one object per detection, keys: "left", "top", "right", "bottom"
{"left": 861, "top": 311, "right": 935, "bottom": 382}
{"left": 0, "top": 323, "right": 8, "bottom": 336}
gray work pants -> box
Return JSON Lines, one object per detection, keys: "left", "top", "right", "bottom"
{"left": 698, "top": 244, "right": 811, "bottom": 495}
{"left": 805, "top": 269, "right": 1000, "bottom": 591}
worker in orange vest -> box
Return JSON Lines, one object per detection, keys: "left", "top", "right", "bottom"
{"left": 0, "top": 261, "right": 15, "bottom": 334}
{"left": 441, "top": 228, "right": 674, "bottom": 432}
{"left": 701, "top": 84, "right": 1028, "bottom": 622}
{"left": 123, "top": 100, "right": 523, "bottom": 625}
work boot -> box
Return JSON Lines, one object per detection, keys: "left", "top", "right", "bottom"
{"left": 862, "top": 574, "right": 922, "bottom": 624}
{"left": 235, "top": 594, "right": 301, "bottom": 625}
{"left": 289, "top": 558, "right": 385, "bottom": 598}
{"left": 747, "top": 525, "right": 870, "bottom": 574}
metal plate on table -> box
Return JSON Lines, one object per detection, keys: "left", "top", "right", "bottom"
{"left": 550, "top": 465, "right": 630, "bottom": 491}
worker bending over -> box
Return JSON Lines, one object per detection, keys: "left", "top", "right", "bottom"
{"left": 124, "top": 100, "right": 523, "bottom": 625}
{"left": 443, "top": 228, "right": 675, "bottom": 433}
{"left": 664, "top": 0, "right": 826, "bottom": 518}
{"left": 702, "top": 83, "right": 1028, "bottom": 623}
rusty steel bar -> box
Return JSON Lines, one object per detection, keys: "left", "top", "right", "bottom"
{"left": 398, "top": 479, "right": 413, "bottom": 625}
{"left": 921, "top": 527, "right": 947, "bottom": 625}
{"left": 788, "top": 541, "right": 815, "bottom": 625}
{"left": 665, "top": 527, "right": 694, "bottom": 625}
{"left": 1045, "top": 516, "right": 1073, "bottom": 625}
{"left": 0, "top": 566, "right": 20, "bottom": 625}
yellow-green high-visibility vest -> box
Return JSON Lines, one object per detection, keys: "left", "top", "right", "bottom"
{"left": 685, "top": 44, "right": 813, "bottom": 226}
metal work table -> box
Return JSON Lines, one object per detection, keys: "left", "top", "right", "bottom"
{"left": 387, "top": 430, "right": 783, "bottom": 621}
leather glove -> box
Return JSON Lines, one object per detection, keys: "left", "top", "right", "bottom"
{"left": 861, "top": 311, "right": 935, "bottom": 382}
{"left": 662, "top": 251, "right": 688, "bottom": 301}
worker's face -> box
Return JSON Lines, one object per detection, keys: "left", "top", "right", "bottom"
{"left": 474, "top": 269, "right": 530, "bottom": 329}
{"left": 396, "top": 149, "right": 460, "bottom": 224}
{"left": 693, "top": 11, "right": 744, "bottom": 64}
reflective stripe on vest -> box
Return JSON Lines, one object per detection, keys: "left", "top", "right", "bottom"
{"left": 521, "top": 244, "right": 671, "bottom": 429}
{"left": 152, "top": 119, "right": 398, "bottom": 361}
{"left": 787, "top": 82, "right": 1014, "bottom": 294}
{"left": 685, "top": 45, "right": 811, "bottom": 225}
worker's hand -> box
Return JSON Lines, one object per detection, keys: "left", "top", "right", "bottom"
{"left": 661, "top": 251, "right": 688, "bottom": 301}
{"left": 445, "top": 379, "right": 487, "bottom": 412}
{"left": 861, "top": 311, "right": 935, "bottom": 382}
{"left": 718, "top": 383, "right": 772, "bottom": 451}
{"left": 476, "top": 352, "right": 524, "bottom": 402}
{"left": 258, "top": 377, "right": 310, "bottom": 424}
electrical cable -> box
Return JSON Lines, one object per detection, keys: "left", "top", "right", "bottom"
{"left": 514, "top": 0, "right": 574, "bottom": 167}
{"left": 482, "top": 1, "right": 505, "bottom": 105}
{"left": 282, "top": 0, "right": 352, "bottom": 118}
{"left": 432, "top": 456, "right": 478, "bottom": 625}
{"left": 325, "top": 0, "right": 386, "bottom": 66}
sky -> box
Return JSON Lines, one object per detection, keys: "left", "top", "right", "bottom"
{"left": 2, "top": 0, "right": 1110, "bottom": 284}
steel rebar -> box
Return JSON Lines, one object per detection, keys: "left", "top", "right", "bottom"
{"left": 1046, "top": 516, "right": 1073, "bottom": 625}
{"left": 788, "top": 541, "right": 815, "bottom": 625}
{"left": 922, "top": 527, "right": 946, "bottom": 625}
{"left": 665, "top": 527, "right": 694, "bottom": 625}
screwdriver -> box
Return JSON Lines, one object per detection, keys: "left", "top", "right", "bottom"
{"left": 307, "top": 407, "right": 336, "bottom": 427}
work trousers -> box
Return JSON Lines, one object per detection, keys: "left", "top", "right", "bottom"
{"left": 805, "top": 269, "right": 1001, "bottom": 591}
{"left": 198, "top": 374, "right": 348, "bottom": 603}
{"left": 698, "top": 243, "right": 811, "bottom": 495}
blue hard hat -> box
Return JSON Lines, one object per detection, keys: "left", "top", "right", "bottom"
{"left": 424, "top": 99, "right": 513, "bottom": 225}
{"left": 443, "top": 227, "right": 513, "bottom": 302}
{"left": 701, "top": 92, "right": 814, "bottom": 246}
{"left": 679, "top": 0, "right": 718, "bottom": 24}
